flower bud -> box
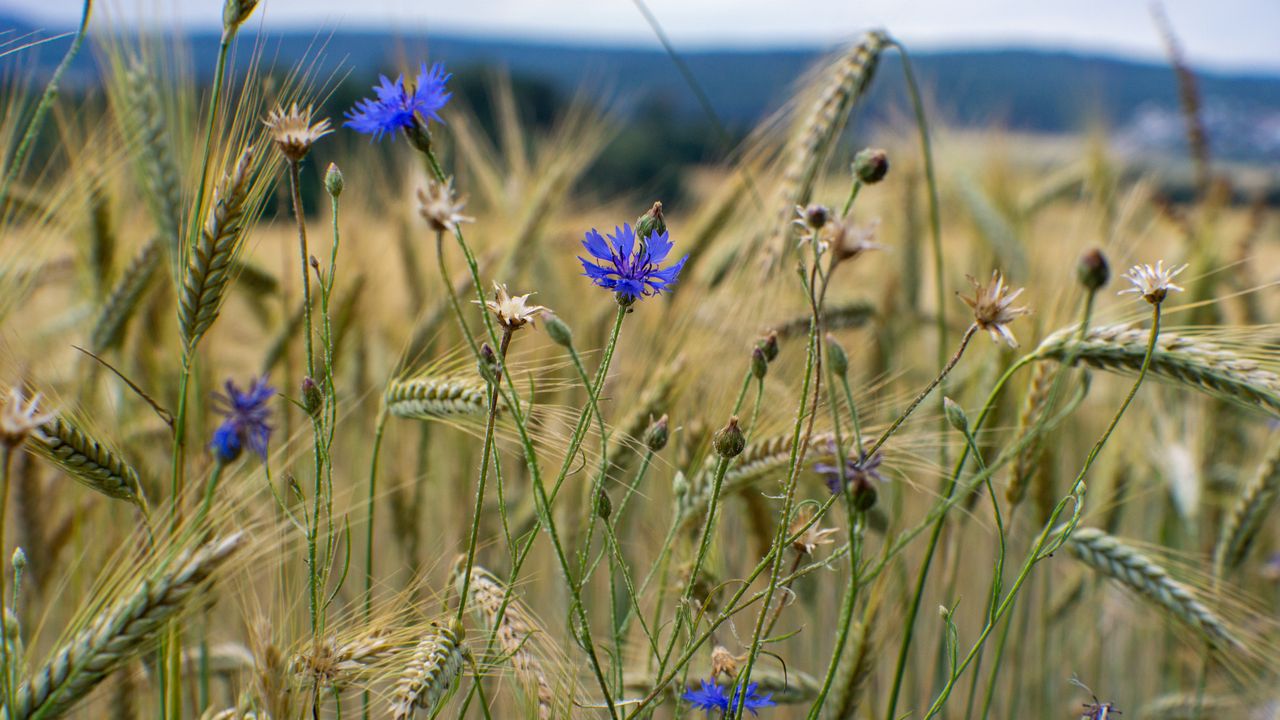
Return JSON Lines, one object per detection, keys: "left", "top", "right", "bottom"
{"left": 851, "top": 476, "right": 878, "bottom": 511}
{"left": 302, "top": 377, "right": 323, "bottom": 419}
{"left": 1077, "top": 248, "right": 1111, "bottom": 291}
{"left": 943, "top": 397, "right": 968, "bottom": 434}
{"left": 477, "top": 343, "right": 500, "bottom": 384}
{"left": 757, "top": 331, "right": 779, "bottom": 363}
{"left": 222, "top": 0, "right": 260, "bottom": 39}
{"left": 644, "top": 414, "right": 669, "bottom": 452}
{"left": 803, "top": 204, "right": 830, "bottom": 230}
{"left": 826, "top": 333, "right": 849, "bottom": 378}
{"left": 712, "top": 416, "right": 745, "bottom": 459}
{"left": 404, "top": 119, "right": 433, "bottom": 155}
{"left": 852, "top": 148, "right": 889, "bottom": 184}
{"left": 595, "top": 487, "right": 612, "bottom": 520}
{"left": 634, "top": 201, "right": 667, "bottom": 242}
{"left": 751, "top": 347, "right": 768, "bottom": 381}
{"left": 11, "top": 547, "right": 26, "bottom": 573}
{"left": 543, "top": 312, "right": 574, "bottom": 348}
{"left": 324, "top": 163, "right": 344, "bottom": 198}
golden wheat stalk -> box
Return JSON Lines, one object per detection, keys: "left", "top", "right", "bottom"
{"left": 1066, "top": 527, "right": 1241, "bottom": 650}
{"left": 456, "top": 565, "right": 555, "bottom": 719}
{"left": 123, "top": 65, "right": 185, "bottom": 267}
{"left": 1214, "top": 437, "right": 1280, "bottom": 574}
{"left": 386, "top": 376, "right": 492, "bottom": 419}
{"left": 1007, "top": 361, "right": 1053, "bottom": 507}
{"left": 178, "top": 147, "right": 255, "bottom": 350}
{"left": 90, "top": 237, "right": 163, "bottom": 353}
{"left": 388, "top": 621, "right": 466, "bottom": 720}
{"left": 29, "top": 416, "right": 143, "bottom": 505}
{"left": 1034, "top": 324, "right": 1280, "bottom": 416}
{"left": 5, "top": 534, "right": 245, "bottom": 719}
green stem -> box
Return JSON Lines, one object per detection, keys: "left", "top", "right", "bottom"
{"left": 0, "top": 446, "right": 13, "bottom": 714}
{"left": 454, "top": 325, "right": 513, "bottom": 626}
{"left": 288, "top": 159, "right": 316, "bottom": 380}
{"left": 919, "top": 302, "right": 1163, "bottom": 720}
{"left": 0, "top": 0, "right": 93, "bottom": 210}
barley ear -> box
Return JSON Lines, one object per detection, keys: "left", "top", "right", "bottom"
{"left": 178, "top": 147, "right": 255, "bottom": 351}
{"left": 1214, "top": 437, "right": 1280, "bottom": 575}
{"left": 90, "top": 237, "right": 163, "bottom": 354}
{"left": 6, "top": 534, "right": 245, "bottom": 720}
{"left": 1066, "top": 527, "right": 1241, "bottom": 651}
{"left": 29, "top": 416, "right": 143, "bottom": 506}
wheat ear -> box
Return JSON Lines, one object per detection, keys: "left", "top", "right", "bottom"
{"left": 1066, "top": 527, "right": 1241, "bottom": 650}
{"left": 386, "top": 376, "right": 492, "bottom": 419}
{"left": 123, "top": 65, "right": 184, "bottom": 267}
{"left": 30, "top": 416, "right": 143, "bottom": 504}
{"left": 389, "top": 620, "right": 466, "bottom": 720}
{"left": 825, "top": 618, "right": 875, "bottom": 720}
{"left": 1214, "top": 437, "right": 1280, "bottom": 574}
{"left": 178, "top": 147, "right": 255, "bottom": 350}
{"left": 1034, "top": 324, "right": 1280, "bottom": 416}
{"left": 458, "top": 566, "right": 555, "bottom": 719}
{"left": 6, "top": 534, "right": 244, "bottom": 719}
{"left": 90, "top": 237, "right": 163, "bottom": 353}
{"left": 1007, "top": 361, "right": 1053, "bottom": 507}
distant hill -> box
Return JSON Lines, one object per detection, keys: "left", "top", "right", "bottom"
{"left": 5, "top": 11, "right": 1280, "bottom": 164}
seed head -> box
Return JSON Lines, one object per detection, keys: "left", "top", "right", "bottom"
{"left": 417, "top": 177, "right": 474, "bottom": 234}
{"left": 480, "top": 282, "right": 547, "bottom": 331}
{"left": 1118, "top": 260, "right": 1187, "bottom": 305}
{"left": 852, "top": 148, "right": 889, "bottom": 184}
{"left": 264, "top": 103, "right": 332, "bottom": 162}
{"left": 0, "top": 387, "right": 54, "bottom": 449}
{"left": 794, "top": 203, "right": 831, "bottom": 232}
{"left": 958, "top": 270, "right": 1030, "bottom": 348}
{"left": 756, "top": 331, "right": 780, "bottom": 363}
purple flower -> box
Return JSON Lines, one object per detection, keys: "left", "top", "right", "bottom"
{"left": 731, "top": 682, "right": 776, "bottom": 716}
{"left": 681, "top": 680, "right": 774, "bottom": 717}
{"left": 682, "top": 680, "right": 729, "bottom": 714}
{"left": 344, "top": 62, "right": 451, "bottom": 140}
{"left": 815, "top": 447, "right": 884, "bottom": 495}
{"left": 578, "top": 223, "right": 687, "bottom": 303}
{"left": 210, "top": 376, "right": 274, "bottom": 463}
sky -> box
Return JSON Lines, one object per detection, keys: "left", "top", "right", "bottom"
{"left": 6, "top": 0, "right": 1280, "bottom": 73}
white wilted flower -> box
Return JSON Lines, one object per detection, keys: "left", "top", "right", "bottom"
{"left": 1119, "top": 260, "right": 1187, "bottom": 304}
{"left": 958, "top": 270, "right": 1030, "bottom": 348}
{"left": 263, "top": 103, "right": 332, "bottom": 162}
{"left": 417, "top": 177, "right": 473, "bottom": 234}
{"left": 1, "top": 386, "right": 55, "bottom": 448}
{"left": 480, "top": 283, "right": 547, "bottom": 331}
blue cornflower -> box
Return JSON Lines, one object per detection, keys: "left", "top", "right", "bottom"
{"left": 344, "top": 62, "right": 452, "bottom": 140}
{"left": 210, "top": 377, "right": 274, "bottom": 463}
{"left": 730, "top": 682, "right": 776, "bottom": 716}
{"left": 682, "top": 680, "right": 729, "bottom": 714}
{"left": 815, "top": 445, "right": 884, "bottom": 495}
{"left": 578, "top": 223, "right": 687, "bottom": 304}
{"left": 682, "top": 680, "right": 775, "bottom": 717}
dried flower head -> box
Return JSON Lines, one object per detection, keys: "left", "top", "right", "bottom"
{"left": 481, "top": 283, "right": 547, "bottom": 331}
{"left": 710, "top": 646, "right": 741, "bottom": 679}
{"left": 959, "top": 270, "right": 1030, "bottom": 348}
{"left": 823, "top": 216, "right": 882, "bottom": 263}
{"left": 789, "top": 505, "right": 839, "bottom": 557}
{"left": 1119, "top": 260, "right": 1187, "bottom": 304}
{"left": 417, "top": 177, "right": 473, "bottom": 234}
{"left": 264, "top": 103, "right": 331, "bottom": 162}
{"left": 1, "top": 387, "right": 54, "bottom": 448}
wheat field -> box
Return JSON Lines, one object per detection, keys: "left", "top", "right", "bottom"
{"left": 0, "top": 3, "right": 1277, "bottom": 719}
